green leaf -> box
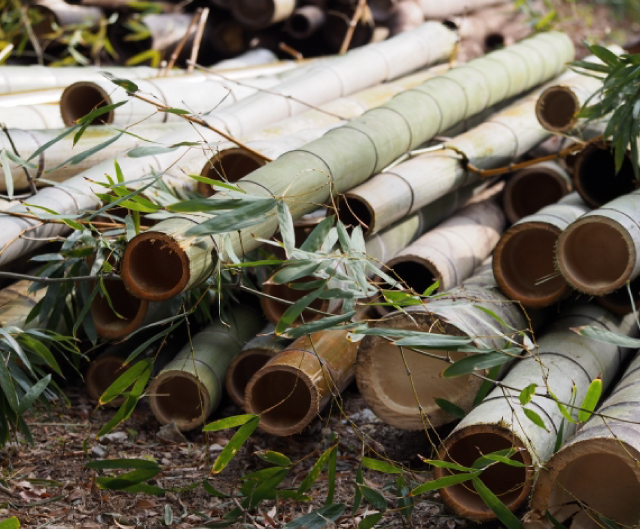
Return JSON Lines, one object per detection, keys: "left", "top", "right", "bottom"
{"left": 472, "top": 364, "right": 500, "bottom": 407}
{"left": 203, "top": 413, "right": 257, "bottom": 432}
{"left": 86, "top": 458, "right": 160, "bottom": 471}
{"left": 1, "top": 150, "right": 13, "bottom": 199}
{"left": 352, "top": 464, "right": 363, "bottom": 515}
{"left": 589, "top": 44, "right": 621, "bottom": 67}
{"left": 211, "top": 416, "right": 259, "bottom": 474}
{"left": 359, "top": 513, "right": 383, "bottom": 529}
{"left": 99, "top": 359, "right": 151, "bottom": 406}
{"left": 519, "top": 383, "right": 537, "bottom": 406}
{"left": 423, "top": 280, "right": 440, "bottom": 296}
{"left": 203, "top": 480, "right": 229, "bottom": 497}
{"left": 77, "top": 100, "right": 127, "bottom": 126}
{"left": 127, "top": 145, "right": 179, "bottom": 158}
{"left": 49, "top": 131, "right": 125, "bottom": 171}
{"left": 284, "top": 311, "right": 357, "bottom": 340}
{"left": 101, "top": 71, "right": 139, "bottom": 92}
{"left": 326, "top": 446, "right": 337, "bottom": 505}
{"left": 161, "top": 107, "right": 190, "bottom": 115}
{"left": 255, "top": 450, "right": 292, "bottom": 467}
{"left": 277, "top": 200, "right": 295, "bottom": 257}
{"left": 297, "top": 446, "right": 335, "bottom": 494}
{"left": 284, "top": 504, "right": 346, "bottom": 528}
{"left": 0, "top": 517, "right": 20, "bottom": 529}
{"left": 411, "top": 471, "right": 480, "bottom": 496}
{"left": 442, "top": 351, "right": 511, "bottom": 378}
{"left": 300, "top": 216, "right": 335, "bottom": 252}
{"left": 471, "top": 477, "right": 524, "bottom": 529}
{"left": 394, "top": 334, "right": 473, "bottom": 349}
{"left": 271, "top": 261, "right": 324, "bottom": 284}
{"left": 96, "top": 468, "right": 161, "bottom": 489}
{"left": 185, "top": 198, "right": 277, "bottom": 236}
{"left": 362, "top": 457, "right": 402, "bottom": 474}
{"left": 17, "top": 375, "right": 51, "bottom": 415}
{"left": 419, "top": 458, "right": 476, "bottom": 472}
{"left": 26, "top": 125, "right": 80, "bottom": 162}
{"left": 0, "top": 356, "right": 18, "bottom": 412}
{"left": 579, "top": 376, "right": 602, "bottom": 423}
{"left": 361, "top": 486, "right": 386, "bottom": 510}
{"left": 523, "top": 407, "right": 548, "bottom": 431}
{"left": 275, "top": 284, "right": 325, "bottom": 335}
{"left": 471, "top": 448, "right": 526, "bottom": 470}
{"left": 573, "top": 325, "right": 640, "bottom": 348}
{"left": 434, "top": 398, "right": 466, "bottom": 419}
{"left": 549, "top": 388, "right": 577, "bottom": 425}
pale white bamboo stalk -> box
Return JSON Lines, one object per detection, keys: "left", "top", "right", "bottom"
{"left": 435, "top": 304, "right": 637, "bottom": 521}
{"left": 231, "top": 0, "right": 296, "bottom": 29}
{"left": 0, "top": 88, "right": 63, "bottom": 107}
{"left": 0, "top": 104, "right": 64, "bottom": 130}
{"left": 31, "top": 0, "right": 102, "bottom": 36}
{"left": 418, "top": 0, "right": 509, "bottom": 18}
{"left": 387, "top": 0, "right": 425, "bottom": 36}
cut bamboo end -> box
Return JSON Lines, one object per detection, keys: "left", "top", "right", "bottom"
{"left": 90, "top": 279, "right": 149, "bottom": 339}
{"left": 85, "top": 353, "right": 127, "bottom": 406}
{"left": 231, "top": 0, "right": 296, "bottom": 29}
{"left": 121, "top": 231, "right": 191, "bottom": 302}
{"left": 573, "top": 141, "right": 638, "bottom": 208}
{"left": 149, "top": 369, "right": 212, "bottom": 431}
{"left": 557, "top": 215, "right": 635, "bottom": 296}
{"left": 198, "top": 148, "right": 266, "bottom": 197}
{"left": 337, "top": 194, "right": 376, "bottom": 235}
{"left": 226, "top": 349, "right": 279, "bottom": 409}
{"left": 493, "top": 222, "right": 568, "bottom": 307}
{"left": 435, "top": 425, "right": 534, "bottom": 521}
{"left": 503, "top": 163, "right": 571, "bottom": 224}
{"left": 383, "top": 256, "right": 440, "bottom": 294}
{"left": 286, "top": 6, "right": 326, "bottom": 39}
{"left": 597, "top": 276, "right": 640, "bottom": 315}
{"left": 260, "top": 280, "right": 333, "bottom": 325}
{"left": 60, "top": 82, "right": 113, "bottom": 126}
{"left": 535, "top": 85, "right": 581, "bottom": 133}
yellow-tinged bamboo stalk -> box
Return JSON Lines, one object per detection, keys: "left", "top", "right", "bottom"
{"left": 356, "top": 261, "right": 532, "bottom": 431}
{"left": 503, "top": 162, "right": 572, "bottom": 224}
{"left": 525, "top": 350, "right": 640, "bottom": 528}
{"left": 436, "top": 303, "right": 637, "bottom": 522}
{"left": 148, "top": 305, "right": 264, "bottom": 431}
{"left": 0, "top": 279, "right": 46, "bottom": 329}
{"left": 246, "top": 328, "right": 359, "bottom": 436}
{"left": 494, "top": 192, "right": 589, "bottom": 308}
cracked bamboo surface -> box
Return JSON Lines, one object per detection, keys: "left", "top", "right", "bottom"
{"left": 435, "top": 303, "right": 637, "bottom": 522}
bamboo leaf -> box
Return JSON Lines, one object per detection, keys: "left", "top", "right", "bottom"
{"left": 276, "top": 200, "right": 295, "bottom": 258}
{"left": 471, "top": 448, "right": 526, "bottom": 469}
{"left": 86, "top": 458, "right": 160, "bottom": 470}
{"left": 361, "top": 486, "right": 386, "bottom": 511}
{"left": 101, "top": 72, "right": 139, "bottom": 92}
{"left": 0, "top": 357, "right": 18, "bottom": 411}
{"left": 471, "top": 477, "right": 524, "bottom": 529}
{"left": 211, "top": 416, "right": 259, "bottom": 474}
{"left": 352, "top": 464, "right": 363, "bottom": 515}
{"left": 519, "top": 383, "right": 537, "bottom": 406}
{"left": 96, "top": 468, "right": 161, "bottom": 489}
{"left": 572, "top": 325, "right": 640, "bottom": 348}
{"left": 0, "top": 517, "right": 19, "bottom": 529}
{"left": 17, "top": 375, "right": 51, "bottom": 415}
{"left": 203, "top": 480, "right": 229, "bottom": 497}
{"left": 99, "top": 359, "right": 151, "bottom": 406}
{"left": 275, "top": 284, "right": 325, "bottom": 335}
{"left": 284, "top": 311, "right": 356, "bottom": 340}
{"left": 49, "top": 131, "right": 125, "bottom": 171}
{"left": 255, "top": 451, "right": 292, "bottom": 467}
{"left": 434, "top": 398, "right": 466, "bottom": 419}
{"left": 418, "top": 457, "right": 476, "bottom": 472}
{"left": 523, "top": 407, "right": 548, "bottom": 431}
{"left": 411, "top": 471, "right": 480, "bottom": 496}
{"left": 472, "top": 364, "right": 500, "bottom": 407}
{"left": 579, "top": 376, "right": 602, "bottom": 423}
{"left": 185, "top": 199, "right": 277, "bottom": 236}
{"left": 358, "top": 512, "right": 383, "bottom": 529}
{"left": 394, "top": 334, "right": 473, "bottom": 349}
{"left": 1, "top": 150, "right": 13, "bottom": 199}
{"left": 362, "top": 457, "right": 403, "bottom": 474}
{"left": 77, "top": 100, "right": 127, "bottom": 126}
{"left": 284, "top": 504, "right": 345, "bottom": 529}
{"left": 297, "top": 446, "right": 335, "bottom": 494}
{"left": 26, "top": 125, "right": 80, "bottom": 162}
{"left": 443, "top": 351, "right": 511, "bottom": 378}
{"left": 326, "top": 446, "right": 337, "bottom": 505}
{"left": 300, "top": 216, "right": 335, "bottom": 252}
{"left": 203, "top": 414, "right": 257, "bottom": 432}
{"left": 127, "top": 145, "right": 179, "bottom": 158}
{"left": 271, "top": 261, "right": 324, "bottom": 284}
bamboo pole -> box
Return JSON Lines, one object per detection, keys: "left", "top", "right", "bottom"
{"left": 0, "top": 88, "right": 63, "bottom": 107}
{"left": 211, "top": 48, "right": 279, "bottom": 70}
{"left": 148, "top": 305, "right": 264, "bottom": 431}
{"left": 556, "top": 188, "right": 640, "bottom": 296}
{"left": 502, "top": 161, "right": 572, "bottom": 224}
{"left": 322, "top": 5, "right": 376, "bottom": 53}
{"left": 0, "top": 104, "right": 64, "bottom": 130}
{"left": 286, "top": 6, "right": 326, "bottom": 39}
{"left": 494, "top": 192, "right": 589, "bottom": 308}
{"left": 596, "top": 276, "right": 640, "bottom": 315}
{"left": 572, "top": 140, "right": 638, "bottom": 208}
{"left": 123, "top": 31, "right": 574, "bottom": 303}
{"left": 0, "top": 280, "right": 46, "bottom": 329}
{"left": 434, "top": 303, "right": 636, "bottom": 522}
{"left": 384, "top": 197, "right": 505, "bottom": 294}
{"left": 225, "top": 324, "right": 290, "bottom": 409}
{"left": 418, "top": 0, "right": 509, "bottom": 18}
{"left": 90, "top": 278, "right": 179, "bottom": 340}
{"left": 368, "top": 0, "right": 398, "bottom": 22}
{"left": 526, "top": 351, "right": 640, "bottom": 528}
{"left": 356, "top": 262, "right": 531, "bottom": 431}
{"left": 387, "top": 1, "right": 425, "bottom": 36}
{"left": 31, "top": 0, "right": 102, "bottom": 37}
{"left": 230, "top": 0, "right": 296, "bottom": 29}
{"left": 245, "top": 328, "right": 359, "bottom": 436}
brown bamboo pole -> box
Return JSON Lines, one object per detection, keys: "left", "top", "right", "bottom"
{"left": 322, "top": 5, "right": 376, "bottom": 53}
{"left": 225, "top": 324, "right": 291, "bottom": 409}
{"left": 356, "top": 261, "right": 531, "bottom": 431}
{"left": 502, "top": 161, "right": 572, "bottom": 224}
{"left": 435, "top": 304, "right": 636, "bottom": 522}
{"left": 494, "top": 192, "right": 589, "bottom": 308}
{"left": 556, "top": 188, "right": 640, "bottom": 296}
{"left": 148, "top": 305, "right": 264, "bottom": 431}
{"left": 526, "top": 350, "right": 640, "bottom": 528}
{"left": 383, "top": 198, "right": 505, "bottom": 294}
{"left": 122, "top": 31, "right": 574, "bottom": 304}
{"left": 245, "top": 328, "right": 359, "bottom": 436}
{"left": 571, "top": 140, "right": 638, "bottom": 208}
{"left": 230, "top": 0, "right": 296, "bottom": 29}
{"left": 286, "top": 5, "right": 326, "bottom": 39}
{"left": 31, "top": 0, "right": 102, "bottom": 37}
{"left": 90, "top": 278, "right": 179, "bottom": 340}
{"left": 0, "top": 280, "right": 46, "bottom": 329}
{"left": 387, "top": 1, "right": 424, "bottom": 36}
{"left": 596, "top": 276, "right": 640, "bottom": 315}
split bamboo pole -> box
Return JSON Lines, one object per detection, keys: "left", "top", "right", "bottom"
{"left": 526, "top": 350, "right": 640, "bottom": 529}
{"left": 123, "top": 31, "right": 574, "bottom": 303}
{"left": 418, "top": 0, "right": 509, "bottom": 18}
{"left": 90, "top": 278, "right": 179, "bottom": 340}
{"left": 31, "top": 0, "right": 102, "bottom": 37}
{"left": 230, "top": 0, "right": 296, "bottom": 29}
{"left": 502, "top": 162, "right": 572, "bottom": 224}
{"left": 148, "top": 305, "right": 264, "bottom": 431}
{"left": 286, "top": 5, "right": 326, "bottom": 39}
{"left": 383, "top": 197, "right": 505, "bottom": 295}
{"left": 225, "top": 324, "right": 290, "bottom": 409}
{"left": 556, "top": 188, "right": 640, "bottom": 296}
{"left": 434, "top": 303, "right": 636, "bottom": 522}
{"left": 0, "top": 280, "right": 46, "bottom": 329}
{"left": 356, "top": 262, "right": 531, "bottom": 431}
{"left": 245, "top": 328, "right": 359, "bottom": 436}
{"left": 571, "top": 140, "right": 638, "bottom": 208}
{"left": 0, "top": 104, "right": 64, "bottom": 130}
{"left": 494, "top": 192, "right": 589, "bottom": 308}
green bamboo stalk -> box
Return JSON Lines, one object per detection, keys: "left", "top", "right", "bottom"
{"left": 148, "top": 305, "right": 264, "bottom": 431}
{"left": 435, "top": 304, "right": 637, "bottom": 521}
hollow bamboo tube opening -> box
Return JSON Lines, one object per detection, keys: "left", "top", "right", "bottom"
{"left": 503, "top": 167, "right": 570, "bottom": 224}
{"left": 535, "top": 86, "right": 580, "bottom": 133}
{"left": 198, "top": 149, "right": 265, "bottom": 197}
{"left": 90, "top": 279, "right": 148, "bottom": 339}
{"left": 122, "top": 233, "right": 190, "bottom": 301}
{"left": 557, "top": 217, "right": 634, "bottom": 295}
{"left": 226, "top": 350, "right": 274, "bottom": 408}
{"left": 85, "top": 355, "right": 127, "bottom": 405}
{"left": 493, "top": 224, "right": 568, "bottom": 307}
{"left": 384, "top": 258, "right": 439, "bottom": 295}
{"left": 337, "top": 195, "right": 375, "bottom": 234}
{"left": 573, "top": 142, "right": 637, "bottom": 208}
{"left": 149, "top": 372, "right": 210, "bottom": 431}
{"left": 597, "top": 276, "right": 640, "bottom": 315}
{"left": 60, "top": 82, "right": 113, "bottom": 125}
{"left": 246, "top": 365, "right": 315, "bottom": 435}
{"left": 484, "top": 33, "right": 505, "bottom": 51}
{"left": 261, "top": 280, "right": 331, "bottom": 325}
{"left": 437, "top": 427, "right": 533, "bottom": 520}
{"left": 287, "top": 6, "right": 325, "bottom": 39}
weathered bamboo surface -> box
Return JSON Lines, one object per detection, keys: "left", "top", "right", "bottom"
{"left": 527, "top": 351, "right": 640, "bottom": 528}
{"left": 0, "top": 280, "right": 46, "bottom": 329}
{"left": 435, "top": 303, "right": 636, "bottom": 522}
{"left": 356, "top": 262, "right": 530, "bottom": 431}
{"left": 494, "top": 192, "right": 589, "bottom": 307}
{"left": 148, "top": 306, "right": 264, "bottom": 431}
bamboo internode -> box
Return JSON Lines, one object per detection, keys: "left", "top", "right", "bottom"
{"left": 0, "top": 280, "right": 46, "bottom": 329}
{"left": 435, "top": 304, "right": 636, "bottom": 521}
{"left": 502, "top": 162, "right": 572, "bottom": 224}
{"left": 526, "top": 350, "right": 640, "bottom": 528}
{"left": 148, "top": 306, "right": 264, "bottom": 431}
{"left": 556, "top": 189, "right": 640, "bottom": 296}
{"left": 356, "top": 263, "right": 530, "bottom": 430}
{"left": 0, "top": 104, "right": 64, "bottom": 130}
{"left": 494, "top": 193, "right": 589, "bottom": 308}
{"left": 246, "top": 328, "right": 359, "bottom": 436}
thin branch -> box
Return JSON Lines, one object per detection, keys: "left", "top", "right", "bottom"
{"left": 187, "top": 7, "right": 209, "bottom": 73}
{"left": 162, "top": 8, "right": 201, "bottom": 75}
{"left": 0, "top": 271, "right": 116, "bottom": 283}
{"left": 339, "top": 0, "right": 367, "bottom": 54}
